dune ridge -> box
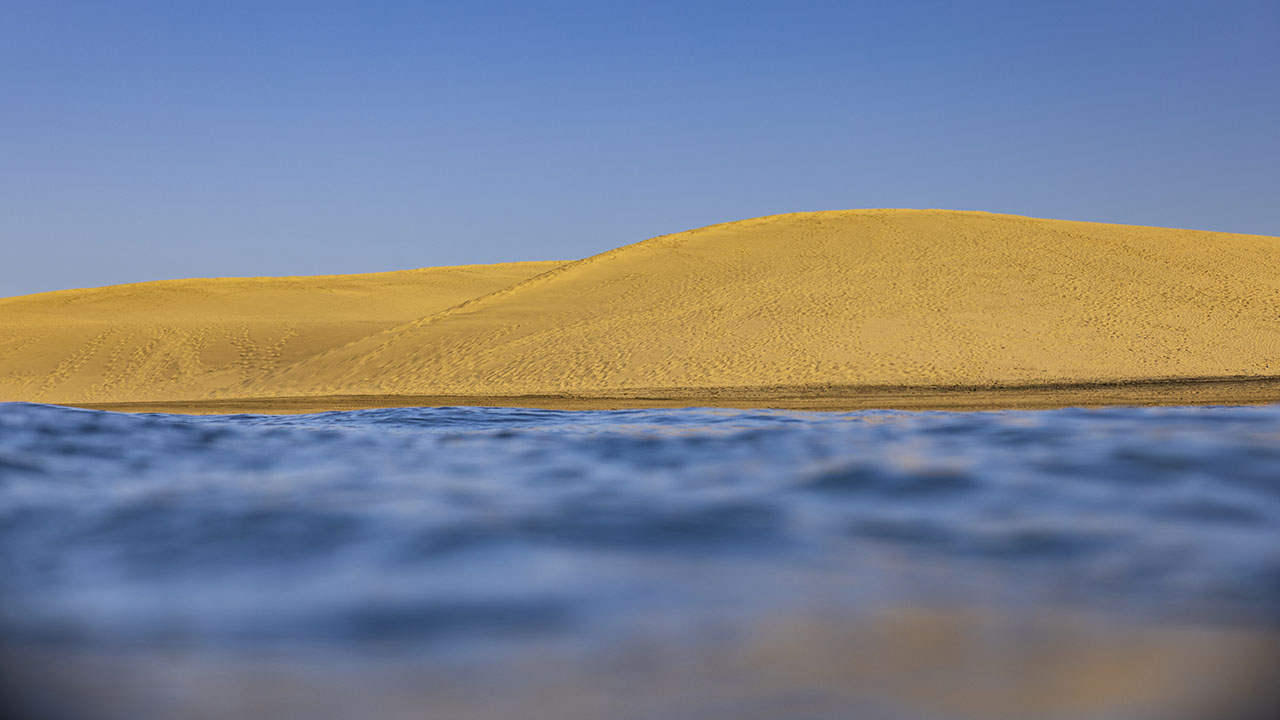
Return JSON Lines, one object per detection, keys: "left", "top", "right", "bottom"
{"left": 233, "top": 209, "right": 1280, "bottom": 399}
{"left": 3, "top": 209, "right": 1279, "bottom": 411}
{"left": 0, "top": 262, "right": 562, "bottom": 404}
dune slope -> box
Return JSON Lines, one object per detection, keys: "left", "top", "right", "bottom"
{"left": 0, "top": 262, "right": 562, "bottom": 404}
{"left": 4, "top": 209, "right": 1278, "bottom": 410}
{"left": 233, "top": 209, "right": 1280, "bottom": 400}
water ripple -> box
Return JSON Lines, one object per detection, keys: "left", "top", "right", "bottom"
{"left": 1, "top": 401, "right": 1279, "bottom": 650}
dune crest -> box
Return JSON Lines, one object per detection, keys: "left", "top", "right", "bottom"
{"left": 3, "top": 209, "right": 1279, "bottom": 410}
{"left": 237, "top": 209, "right": 1280, "bottom": 398}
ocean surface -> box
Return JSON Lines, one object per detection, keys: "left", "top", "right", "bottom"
{"left": 2, "top": 402, "right": 1279, "bottom": 720}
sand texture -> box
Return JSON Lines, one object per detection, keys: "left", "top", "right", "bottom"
{"left": 0, "top": 262, "right": 562, "bottom": 405}
{"left": 3, "top": 210, "right": 1279, "bottom": 411}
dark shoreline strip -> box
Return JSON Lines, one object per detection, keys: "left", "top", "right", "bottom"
{"left": 51, "top": 376, "right": 1280, "bottom": 415}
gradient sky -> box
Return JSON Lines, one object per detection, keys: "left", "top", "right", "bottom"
{"left": 2, "top": 0, "right": 1277, "bottom": 296}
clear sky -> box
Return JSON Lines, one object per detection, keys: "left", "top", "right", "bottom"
{"left": 2, "top": 0, "right": 1277, "bottom": 297}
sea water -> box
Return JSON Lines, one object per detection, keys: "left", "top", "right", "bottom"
{"left": 1, "top": 402, "right": 1278, "bottom": 719}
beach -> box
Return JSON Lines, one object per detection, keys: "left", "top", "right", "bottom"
{"left": 62, "top": 377, "right": 1280, "bottom": 414}
{"left": 3, "top": 210, "right": 1278, "bottom": 412}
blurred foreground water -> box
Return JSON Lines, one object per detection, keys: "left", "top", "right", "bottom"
{"left": 1, "top": 402, "right": 1278, "bottom": 719}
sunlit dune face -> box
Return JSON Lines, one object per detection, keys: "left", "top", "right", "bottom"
{"left": 0, "top": 261, "right": 562, "bottom": 405}
{"left": 4, "top": 210, "right": 1277, "bottom": 410}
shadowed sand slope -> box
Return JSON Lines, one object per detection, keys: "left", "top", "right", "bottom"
{"left": 0, "top": 262, "right": 562, "bottom": 403}
{"left": 233, "top": 210, "right": 1280, "bottom": 399}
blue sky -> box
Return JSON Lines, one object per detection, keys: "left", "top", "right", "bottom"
{"left": 2, "top": 0, "right": 1277, "bottom": 296}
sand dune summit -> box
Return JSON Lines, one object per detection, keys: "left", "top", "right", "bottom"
{"left": 3, "top": 210, "right": 1279, "bottom": 412}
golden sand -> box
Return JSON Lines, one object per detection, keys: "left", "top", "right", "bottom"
{"left": 3, "top": 210, "right": 1278, "bottom": 412}
{"left": 0, "top": 262, "right": 561, "bottom": 405}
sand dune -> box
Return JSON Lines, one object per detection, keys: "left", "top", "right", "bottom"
{"left": 0, "top": 263, "right": 561, "bottom": 404}
{"left": 235, "top": 210, "right": 1280, "bottom": 398}
{"left": 3, "top": 209, "right": 1279, "bottom": 410}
